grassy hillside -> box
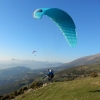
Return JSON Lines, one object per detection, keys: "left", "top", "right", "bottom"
{"left": 16, "top": 77, "right": 100, "bottom": 100}
{"left": 54, "top": 64, "right": 100, "bottom": 82}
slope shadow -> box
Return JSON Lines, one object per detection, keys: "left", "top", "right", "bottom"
{"left": 89, "top": 90, "right": 100, "bottom": 93}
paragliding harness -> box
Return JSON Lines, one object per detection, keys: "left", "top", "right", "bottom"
{"left": 47, "top": 71, "right": 54, "bottom": 81}
{"left": 42, "top": 70, "right": 54, "bottom": 82}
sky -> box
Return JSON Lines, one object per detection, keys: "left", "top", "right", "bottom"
{"left": 0, "top": 0, "right": 100, "bottom": 63}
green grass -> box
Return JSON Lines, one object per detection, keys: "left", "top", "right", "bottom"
{"left": 16, "top": 77, "right": 100, "bottom": 100}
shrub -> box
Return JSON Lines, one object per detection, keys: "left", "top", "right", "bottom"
{"left": 9, "top": 95, "right": 15, "bottom": 99}
{"left": 13, "top": 90, "right": 18, "bottom": 96}
{"left": 22, "top": 86, "right": 28, "bottom": 91}
{"left": 0, "top": 96, "right": 3, "bottom": 100}
{"left": 17, "top": 88, "right": 24, "bottom": 95}
{"left": 90, "top": 72, "right": 98, "bottom": 77}
{"left": 0, "top": 96, "right": 3, "bottom": 98}
{"left": 10, "top": 90, "right": 18, "bottom": 97}
{"left": 30, "top": 81, "right": 43, "bottom": 89}
{"left": 1, "top": 94, "right": 10, "bottom": 100}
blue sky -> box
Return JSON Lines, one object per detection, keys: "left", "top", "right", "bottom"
{"left": 0, "top": 0, "right": 100, "bottom": 62}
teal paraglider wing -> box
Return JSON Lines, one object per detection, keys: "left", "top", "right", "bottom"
{"left": 33, "top": 8, "right": 77, "bottom": 47}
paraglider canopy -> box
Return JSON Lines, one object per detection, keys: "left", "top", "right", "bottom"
{"left": 33, "top": 8, "right": 77, "bottom": 47}
{"left": 32, "top": 51, "right": 37, "bottom": 54}
{"left": 12, "top": 58, "right": 15, "bottom": 64}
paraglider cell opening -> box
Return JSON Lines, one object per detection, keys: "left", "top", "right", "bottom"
{"left": 36, "top": 9, "right": 42, "bottom": 12}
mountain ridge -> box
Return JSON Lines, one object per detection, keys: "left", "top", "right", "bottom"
{"left": 0, "top": 60, "right": 63, "bottom": 70}
{"left": 56, "top": 53, "right": 100, "bottom": 69}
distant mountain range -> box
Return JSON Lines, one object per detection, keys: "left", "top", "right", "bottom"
{"left": 0, "top": 66, "right": 31, "bottom": 77}
{"left": 0, "top": 66, "right": 43, "bottom": 87}
{"left": 57, "top": 53, "right": 100, "bottom": 69}
{"left": 0, "top": 60, "right": 63, "bottom": 70}
{"left": 1, "top": 53, "right": 100, "bottom": 73}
